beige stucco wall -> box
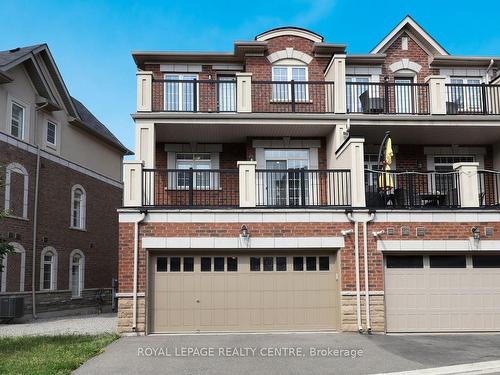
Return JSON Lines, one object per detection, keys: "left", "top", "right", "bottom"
{"left": 0, "top": 64, "right": 123, "bottom": 181}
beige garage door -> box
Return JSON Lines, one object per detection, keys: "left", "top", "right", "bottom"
{"left": 149, "top": 252, "right": 339, "bottom": 333}
{"left": 385, "top": 254, "right": 500, "bottom": 332}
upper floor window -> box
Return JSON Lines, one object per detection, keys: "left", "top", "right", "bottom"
{"left": 346, "top": 76, "right": 370, "bottom": 113}
{"left": 176, "top": 153, "right": 212, "bottom": 189}
{"left": 46, "top": 121, "right": 57, "bottom": 146}
{"left": 71, "top": 185, "right": 86, "bottom": 230}
{"left": 449, "top": 77, "right": 482, "bottom": 113}
{"left": 164, "top": 74, "right": 197, "bottom": 111}
{"left": 4, "top": 162, "right": 29, "bottom": 219}
{"left": 10, "top": 102, "right": 25, "bottom": 139}
{"left": 272, "top": 66, "right": 308, "bottom": 102}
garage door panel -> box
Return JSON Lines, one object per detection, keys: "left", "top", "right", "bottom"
{"left": 151, "top": 253, "right": 339, "bottom": 332}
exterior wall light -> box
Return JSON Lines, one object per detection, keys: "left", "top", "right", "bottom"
{"left": 472, "top": 227, "right": 480, "bottom": 240}
{"left": 240, "top": 225, "right": 249, "bottom": 239}
{"left": 373, "top": 230, "right": 385, "bottom": 237}
{"left": 341, "top": 229, "right": 353, "bottom": 236}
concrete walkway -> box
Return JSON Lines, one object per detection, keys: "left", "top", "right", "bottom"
{"left": 74, "top": 332, "right": 500, "bottom": 375}
{"left": 0, "top": 313, "right": 116, "bottom": 337}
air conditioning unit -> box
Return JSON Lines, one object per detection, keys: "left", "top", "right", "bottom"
{"left": 0, "top": 297, "right": 24, "bottom": 320}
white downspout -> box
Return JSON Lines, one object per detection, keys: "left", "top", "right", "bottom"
{"left": 362, "top": 213, "right": 375, "bottom": 333}
{"left": 347, "top": 212, "right": 362, "bottom": 333}
{"left": 132, "top": 212, "right": 146, "bottom": 332}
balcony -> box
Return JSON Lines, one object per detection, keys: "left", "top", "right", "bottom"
{"left": 446, "top": 83, "right": 500, "bottom": 115}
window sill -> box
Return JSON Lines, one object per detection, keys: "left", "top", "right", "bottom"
{"left": 164, "top": 187, "right": 222, "bottom": 191}
{"left": 69, "top": 226, "right": 87, "bottom": 232}
{"left": 70, "top": 296, "right": 83, "bottom": 300}
{"left": 5, "top": 215, "right": 29, "bottom": 221}
{"left": 269, "top": 100, "right": 312, "bottom": 104}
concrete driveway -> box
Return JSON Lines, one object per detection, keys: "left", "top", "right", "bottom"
{"left": 74, "top": 332, "right": 500, "bottom": 375}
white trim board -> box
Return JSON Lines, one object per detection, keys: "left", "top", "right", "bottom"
{"left": 377, "top": 239, "right": 500, "bottom": 252}
{"left": 142, "top": 236, "right": 344, "bottom": 249}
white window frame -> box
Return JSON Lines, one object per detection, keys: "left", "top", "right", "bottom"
{"left": 346, "top": 75, "right": 370, "bottom": 113}
{"left": 175, "top": 153, "right": 215, "bottom": 190}
{"left": 0, "top": 242, "right": 26, "bottom": 293}
{"left": 46, "top": 120, "right": 57, "bottom": 147}
{"left": 40, "top": 246, "right": 58, "bottom": 291}
{"left": 70, "top": 184, "right": 86, "bottom": 230}
{"left": 450, "top": 77, "right": 483, "bottom": 113}
{"left": 163, "top": 73, "right": 198, "bottom": 111}
{"left": 69, "top": 249, "right": 84, "bottom": 298}
{"left": 4, "top": 162, "right": 29, "bottom": 219}
{"left": 10, "top": 101, "right": 26, "bottom": 140}
{"left": 271, "top": 66, "right": 309, "bottom": 102}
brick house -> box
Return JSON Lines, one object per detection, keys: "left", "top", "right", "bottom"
{"left": 0, "top": 44, "right": 131, "bottom": 318}
{"left": 119, "top": 16, "right": 500, "bottom": 334}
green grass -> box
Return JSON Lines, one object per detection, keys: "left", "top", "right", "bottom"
{"left": 0, "top": 333, "right": 119, "bottom": 375}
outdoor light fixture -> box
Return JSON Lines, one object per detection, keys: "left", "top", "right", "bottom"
{"left": 472, "top": 227, "right": 480, "bottom": 240}
{"left": 240, "top": 225, "right": 249, "bottom": 239}
{"left": 341, "top": 229, "right": 354, "bottom": 236}
{"left": 373, "top": 230, "right": 385, "bottom": 237}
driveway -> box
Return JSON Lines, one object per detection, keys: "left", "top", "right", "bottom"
{"left": 0, "top": 313, "right": 116, "bottom": 337}
{"left": 74, "top": 332, "right": 500, "bottom": 375}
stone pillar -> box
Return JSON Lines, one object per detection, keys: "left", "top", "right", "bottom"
{"left": 236, "top": 73, "right": 252, "bottom": 113}
{"left": 453, "top": 162, "right": 480, "bottom": 208}
{"left": 136, "top": 71, "right": 153, "bottom": 112}
{"left": 332, "top": 55, "right": 347, "bottom": 114}
{"left": 237, "top": 161, "right": 257, "bottom": 207}
{"left": 123, "top": 161, "right": 143, "bottom": 207}
{"left": 425, "top": 75, "right": 447, "bottom": 115}
{"left": 135, "top": 122, "right": 155, "bottom": 168}
{"left": 349, "top": 138, "right": 366, "bottom": 207}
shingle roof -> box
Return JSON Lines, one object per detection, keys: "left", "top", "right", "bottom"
{"left": 0, "top": 44, "right": 44, "bottom": 68}
{"left": 71, "top": 97, "right": 132, "bottom": 155}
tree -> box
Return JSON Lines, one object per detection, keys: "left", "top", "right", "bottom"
{"left": 0, "top": 165, "right": 14, "bottom": 271}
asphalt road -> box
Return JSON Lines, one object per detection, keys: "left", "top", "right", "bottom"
{"left": 74, "top": 332, "right": 500, "bottom": 375}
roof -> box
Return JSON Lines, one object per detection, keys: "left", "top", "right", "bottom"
{"left": 71, "top": 97, "right": 132, "bottom": 155}
{"left": 1, "top": 43, "right": 131, "bottom": 155}
{"left": 370, "top": 15, "right": 449, "bottom": 56}
{"left": 255, "top": 27, "right": 324, "bottom": 43}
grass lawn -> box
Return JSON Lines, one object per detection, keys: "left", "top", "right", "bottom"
{"left": 0, "top": 333, "right": 119, "bottom": 375}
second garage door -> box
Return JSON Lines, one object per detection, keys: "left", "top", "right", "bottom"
{"left": 149, "top": 252, "right": 339, "bottom": 333}
{"left": 385, "top": 254, "right": 500, "bottom": 332}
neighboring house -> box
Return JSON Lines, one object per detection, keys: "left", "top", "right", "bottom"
{"left": 119, "top": 16, "right": 500, "bottom": 334}
{"left": 0, "top": 44, "right": 131, "bottom": 318}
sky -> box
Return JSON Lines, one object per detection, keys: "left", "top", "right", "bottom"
{"left": 0, "top": 0, "right": 499, "bottom": 152}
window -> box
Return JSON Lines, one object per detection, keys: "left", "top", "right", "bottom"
{"left": 394, "top": 77, "right": 414, "bottom": 114}
{"left": 10, "top": 102, "right": 25, "bottom": 139}
{"left": 164, "top": 74, "right": 197, "bottom": 111}
{"left": 450, "top": 77, "right": 482, "bottom": 113}
{"left": 170, "top": 257, "right": 181, "bottom": 272}
{"left": 346, "top": 76, "right": 370, "bottom": 113}
{"left": 70, "top": 250, "right": 84, "bottom": 297}
{"left": 433, "top": 155, "right": 474, "bottom": 194}
{"left": 429, "top": 255, "right": 466, "bottom": 268}
{"left": 214, "top": 257, "right": 224, "bottom": 272}
{"left": 175, "top": 153, "right": 212, "bottom": 189}
{"left": 319, "top": 256, "right": 329, "bottom": 271}
{"left": 272, "top": 66, "right": 308, "bottom": 102}
{"left": 46, "top": 121, "right": 57, "bottom": 146}
{"left": 276, "top": 257, "right": 287, "bottom": 271}
{"left": 40, "top": 247, "right": 57, "bottom": 290}
{"left": 386, "top": 255, "right": 423, "bottom": 268}
{"left": 183, "top": 257, "right": 194, "bottom": 272}
{"left": 157, "top": 257, "right": 168, "bottom": 272}
{"left": 364, "top": 154, "right": 381, "bottom": 188}
{"left": 4, "top": 163, "right": 29, "bottom": 219}
{"left": 250, "top": 257, "right": 260, "bottom": 271}
{"left": 227, "top": 257, "right": 238, "bottom": 272}
{"left": 293, "top": 257, "right": 304, "bottom": 271}
{"left": 71, "top": 185, "right": 86, "bottom": 229}
{"left": 201, "top": 257, "right": 211, "bottom": 272}
{"left": 472, "top": 255, "right": 500, "bottom": 268}
{"left": 217, "top": 75, "right": 236, "bottom": 112}
{"left": 263, "top": 257, "right": 274, "bottom": 271}
{"left": 306, "top": 256, "right": 317, "bottom": 271}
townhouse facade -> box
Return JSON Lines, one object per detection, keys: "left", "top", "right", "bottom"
{"left": 119, "top": 16, "right": 500, "bottom": 334}
{"left": 0, "top": 44, "right": 130, "bottom": 318}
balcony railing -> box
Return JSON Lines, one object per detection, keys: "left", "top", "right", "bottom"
{"left": 251, "top": 81, "right": 335, "bottom": 113}
{"left": 152, "top": 79, "right": 236, "bottom": 112}
{"left": 365, "top": 170, "right": 461, "bottom": 209}
{"left": 255, "top": 169, "right": 351, "bottom": 207}
{"left": 478, "top": 170, "right": 500, "bottom": 207}
{"left": 346, "top": 81, "right": 430, "bottom": 115}
{"left": 446, "top": 83, "right": 500, "bottom": 115}
{"left": 142, "top": 169, "right": 239, "bottom": 207}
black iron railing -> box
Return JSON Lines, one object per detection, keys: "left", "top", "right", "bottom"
{"left": 255, "top": 169, "right": 351, "bottom": 207}
{"left": 346, "top": 81, "right": 430, "bottom": 115}
{"left": 251, "top": 81, "right": 334, "bottom": 113}
{"left": 478, "top": 170, "right": 500, "bottom": 207}
{"left": 365, "top": 170, "right": 461, "bottom": 209}
{"left": 152, "top": 79, "right": 236, "bottom": 112}
{"left": 446, "top": 84, "right": 500, "bottom": 115}
{"left": 142, "top": 169, "right": 239, "bottom": 207}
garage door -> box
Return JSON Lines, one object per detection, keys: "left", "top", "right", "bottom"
{"left": 149, "top": 252, "right": 339, "bottom": 333}
{"left": 385, "top": 254, "right": 500, "bottom": 332}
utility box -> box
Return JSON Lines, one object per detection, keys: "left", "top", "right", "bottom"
{"left": 0, "top": 297, "right": 25, "bottom": 320}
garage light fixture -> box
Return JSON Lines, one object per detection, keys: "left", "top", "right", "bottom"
{"left": 341, "top": 229, "right": 353, "bottom": 236}
{"left": 240, "top": 225, "right": 249, "bottom": 239}
{"left": 372, "top": 230, "right": 385, "bottom": 237}
{"left": 471, "top": 227, "right": 480, "bottom": 240}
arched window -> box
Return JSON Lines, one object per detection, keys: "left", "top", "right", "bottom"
{"left": 70, "top": 185, "right": 86, "bottom": 229}
{"left": 40, "top": 247, "right": 57, "bottom": 291}
{"left": 69, "top": 249, "right": 84, "bottom": 297}
{"left": 0, "top": 242, "right": 26, "bottom": 293}
{"left": 5, "top": 162, "right": 29, "bottom": 219}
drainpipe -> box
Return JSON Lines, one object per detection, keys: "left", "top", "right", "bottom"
{"left": 485, "top": 59, "right": 494, "bottom": 83}
{"left": 347, "top": 211, "right": 375, "bottom": 333}
{"left": 31, "top": 102, "right": 49, "bottom": 319}
{"left": 132, "top": 211, "right": 146, "bottom": 332}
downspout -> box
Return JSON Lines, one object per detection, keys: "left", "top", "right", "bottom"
{"left": 132, "top": 211, "right": 146, "bottom": 332}
{"left": 347, "top": 212, "right": 362, "bottom": 333}
{"left": 485, "top": 59, "right": 494, "bottom": 83}
{"left": 362, "top": 213, "right": 375, "bottom": 333}
{"left": 31, "top": 102, "right": 49, "bottom": 319}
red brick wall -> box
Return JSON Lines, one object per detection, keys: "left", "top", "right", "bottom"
{"left": 0, "top": 140, "right": 121, "bottom": 294}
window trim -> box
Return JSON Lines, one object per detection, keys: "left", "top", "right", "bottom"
{"left": 271, "top": 66, "right": 309, "bottom": 102}
{"left": 46, "top": 120, "right": 57, "bottom": 147}
{"left": 70, "top": 185, "right": 86, "bottom": 230}
{"left": 8, "top": 98, "right": 27, "bottom": 140}
{"left": 40, "top": 246, "right": 58, "bottom": 291}
{"left": 0, "top": 242, "right": 26, "bottom": 293}
{"left": 69, "top": 249, "right": 84, "bottom": 298}
{"left": 4, "top": 162, "right": 29, "bottom": 219}
{"left": 163, "top": 73, "right": 199, "bottom": 111}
